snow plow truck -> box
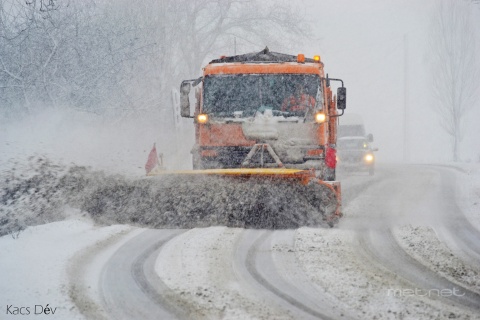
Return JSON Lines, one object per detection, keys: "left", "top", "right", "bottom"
{"left": 147, "top": 47, "right": 346, "bottom": 228}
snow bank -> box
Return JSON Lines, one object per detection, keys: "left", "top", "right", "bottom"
{"left": 393, "top": 225, "right": 480, "bottom": 294}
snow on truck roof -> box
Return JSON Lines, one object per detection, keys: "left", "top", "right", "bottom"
{"left": 209, "top": 47, "right": 322, "bottom": 65}
{"left": 205, "top": 47, "right": 325, "bottom": 76}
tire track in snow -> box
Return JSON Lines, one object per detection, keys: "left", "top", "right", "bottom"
{"left": 358, "top": 228, "right": 480, "bottom": 313}
{"left": 68, "top": 227, "right": 141, "bottom": 320}
{"left": 234, "top": 229, "right": 335, "bottom": 319}
{"left": 100, "top": 229, "right": 187, "bottom": 320}
{"left": 155, "top": 227, "right": 294, "bottom": 319}
{"left": 394, "top": 225, "right": 480, "bottom": 296}
{"left": 268, "top": 230, "right": 358, "bottom": 319}
{"left": 341, "top": 165, "right": 480, "bottom": 316}
{"left": 388, "top": 165, "right": 480, "bottom": 292}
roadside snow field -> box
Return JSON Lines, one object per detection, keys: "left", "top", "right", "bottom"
{"left": 0, "top": 215, "right": 131, "bottom": 319}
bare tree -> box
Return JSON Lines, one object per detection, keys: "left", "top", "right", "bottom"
{"left": 67, "top": 0, "right": 310, "bottom": 115}
{"left": 0, "top": 0, "right": 311, "bottom": 120}
{"left": 173, "top": 0, "right": 310, "bottom": 77}
{"left": 0, "top": 0, "right": 158, "bottom": 116}
{"left": 429, "top": 0, "right": 479, "bottom": 161}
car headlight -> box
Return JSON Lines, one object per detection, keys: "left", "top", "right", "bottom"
{"left": 364, "top": 154, "right": 374, "bottom": 162}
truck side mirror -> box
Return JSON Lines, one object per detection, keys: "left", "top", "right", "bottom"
{"left": 180, "top": 81, "right": 191, "bottom": 117}
{"left": 337, "top": 87, "right": 346, "bottom": 110}
{"left": 367, "top": 133, "right": 374, "bottom": 142}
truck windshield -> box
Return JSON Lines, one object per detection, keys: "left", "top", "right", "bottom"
{"left": 203, "top": 74, "right": 321, "bottom": 117}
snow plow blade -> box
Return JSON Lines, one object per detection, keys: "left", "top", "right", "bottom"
{"left": 147, "top": 168, "right": 342, "bottom": 228}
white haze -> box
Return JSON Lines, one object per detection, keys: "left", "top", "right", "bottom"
{"left": 295, "top": 0, "right": 480, "bottom": 163}
{"left": 0, "top": 108, "right": 194, "bottom": 175}
{"left": 1, "top": 0, "right": 480, "bottom": 171}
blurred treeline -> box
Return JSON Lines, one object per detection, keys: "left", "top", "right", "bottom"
{"left": 0, "top": 0, "right": 310, "bottom": 121}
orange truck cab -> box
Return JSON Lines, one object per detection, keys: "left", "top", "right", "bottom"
{"left": 179, "top": 47, "right": 346, "bottom": 181}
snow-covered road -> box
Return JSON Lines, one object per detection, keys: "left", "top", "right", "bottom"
{"left": 1, "top": 164, "right": 480, "bottom": 319}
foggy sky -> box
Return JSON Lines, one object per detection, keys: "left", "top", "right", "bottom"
{"left": 292, "top": 0, "right": 480, "bottom": 163}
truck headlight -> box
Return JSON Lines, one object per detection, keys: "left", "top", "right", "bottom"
{"left": 197, "top": 114, "right": 208, "bottom": 124}
{"left": 314, "top": 112, "right": 326, "bottom": 123}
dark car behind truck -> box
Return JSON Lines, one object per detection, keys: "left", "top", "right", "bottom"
{"left": 337, "top": 136, "right": 377, "bottom": 176}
